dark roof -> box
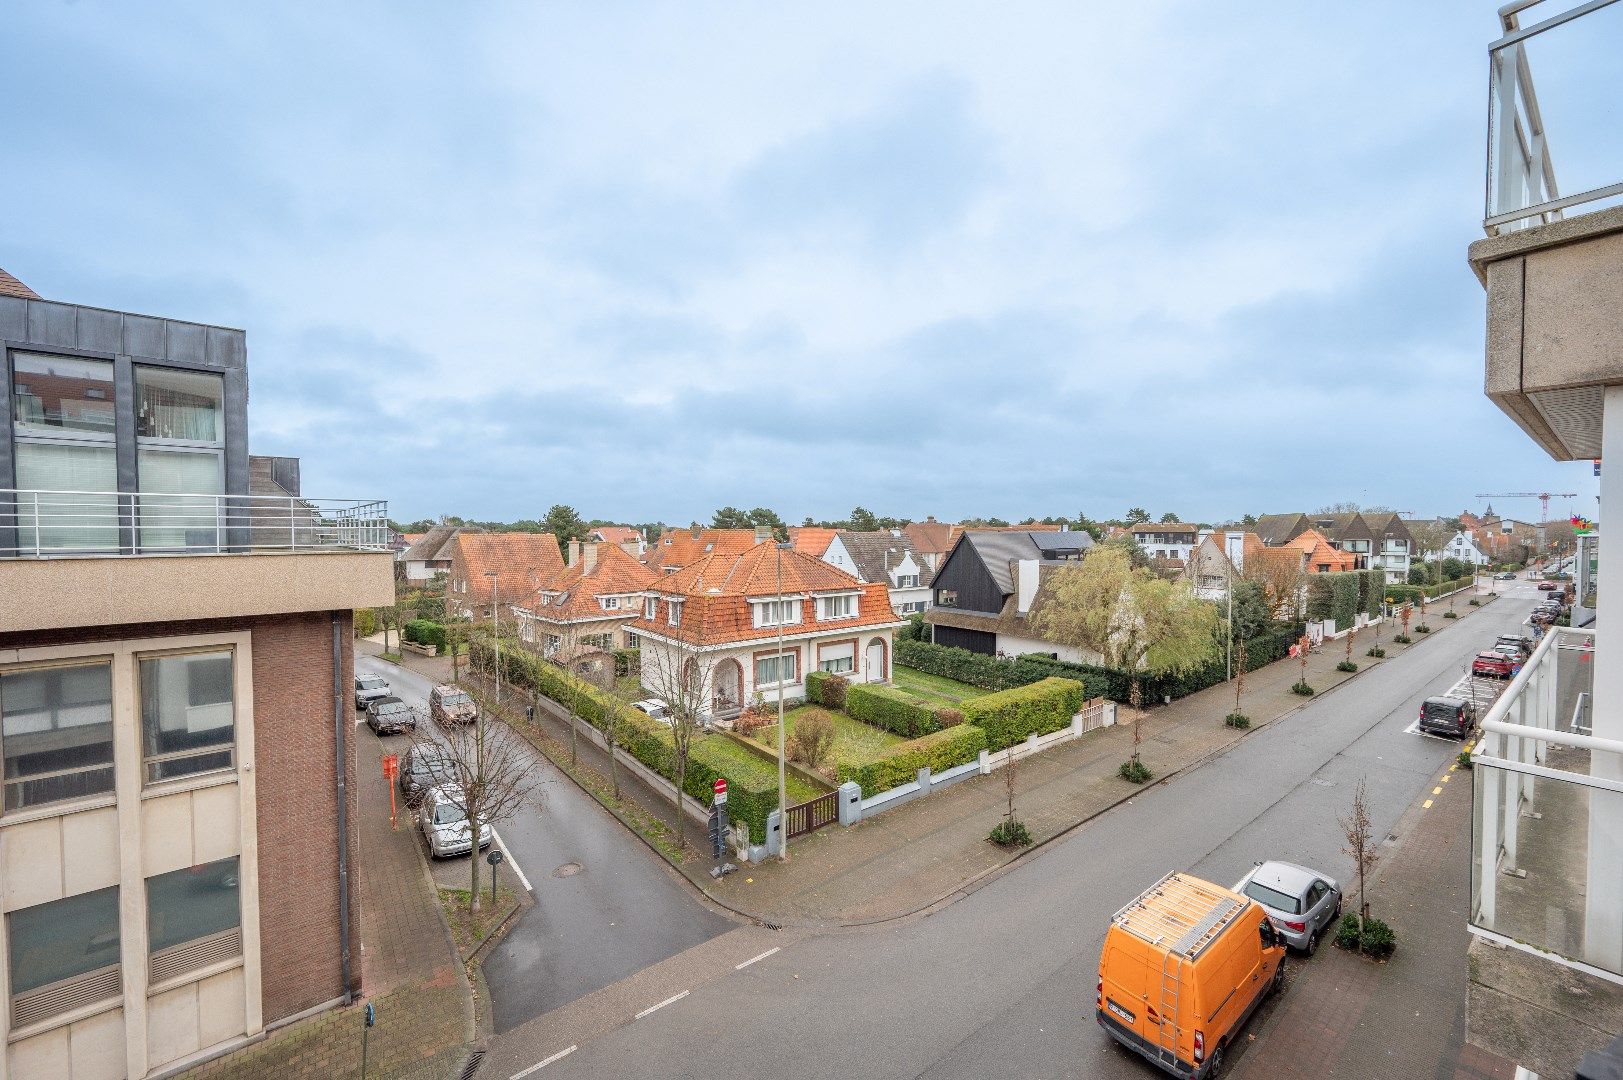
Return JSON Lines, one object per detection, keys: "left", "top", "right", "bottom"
{"left": 1307, "top": 512, "right": 1374, "bottom": 541}
{"left": 0, "top": 266, "right": 40, "bottom": 300}
{"left": 402, "top": 525, "right": 463, "bottom": 563}
{"left": 1253, "top": 513, "right": 1308, "bottom": 546}
{"left": 958, "top": 530, "right": 1092, "bottom": 595}
{"left": 836, "top": 530, "right": 934, "bottom": 587}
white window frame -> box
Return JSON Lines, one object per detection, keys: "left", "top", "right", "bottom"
{"left": 602, "top": 596, "right": 620, "bottom": 611}
{"left": 815, "top": 593, "right": 858, "bottom": 621}
{"left": 644, "top": 597, "right": 657, "bottom": 619}
{"left": 754, "top": 652, "right": 797, "bottom": 687}
{"left": 668, "top": 600, "right": 683, "bottom": 627}
{"left": 894, "top": 573, "right": 919, "bottom": 589}
{"left": 751, "top": 598, "right": 802, "bottom": 628}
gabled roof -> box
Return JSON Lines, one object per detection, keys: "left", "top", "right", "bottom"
{"left": 835, "top": 530, "right": 934, "bottom": 587}
{"left": 1253, "top": 513, "right": 1309, "bottom": 546}
{"left": 647, "top": 528, "right": 759, "bottom": 569}
{"left": 1286, "top": 528, "right": 1358, "bottom": 572}
{"left": 903, "top": 519, "right": 956, "bottom": 555}
{"left": 519, "top": 543, "right": 659, "bottom": 621}
{"left": 788, "top": 526, "right": 839, "bottom": 556}
{"left": 953, "top": 530, "right": 1094, "bottom": 596}
{"left": 654, "top": 541, "right": 866, "bottom": 598}
{"left": 0, "top": 266, "right": 40, "bottom": 300}
{"left": 1128, "top": 521, "right": 1198, "bottom": 535}
{"left": 590, "top": 525, "right": 642, "bottom": 546}
{"left": 1306, "top": 512, "right": 1374, "bottom": 542}
{"left": 402, "top": 525, "right": 463, "bottom": 563}
{"left": 452, "top": 532, "right": 565, "bottom": 600}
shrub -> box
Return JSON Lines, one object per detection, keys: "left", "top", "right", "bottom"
{"left": 787, "top": 709, "right": 836, "bottom": 769}
{"left": 1394, "top": 634, "right": 1412, "bottom": 644}
{"left": 960, "top": 677, "right": 1087, "bottom": 752}
{"left": 845, "top": 683, "right": 940, "bottom": 738}
{"left": 934, "top": 706, "right": 964, "bottom": 728}
{"left": 1415, "top": 624, "right": 1432, "bottom": 634}
{"left": 1366, "top": 647, "right": 1386, "bottom": 658}
{"left": 613, "top": 648, "right": 640, "bottom": 677}
{"left": 988, "top": 819, "right": 1033, "bottom": 847}
{"left": 1291, "top": 680, "right": 1315, "bottom": 696}
{"left": 1334, "top": 913, "right": 1397, "bottom": 958}
{"left": 404, "top": 619, "right": 446, "bottom": 652}
{"left": 1468, "top": 598, "right": 1481, "bottom": 607}
{"left": 1443, "top": 611, "right": 1459, "bottom": 619}
{"left": 836, "top": 724, "right": 988, "bottom": 796}
{"left": 804, "top": 671, "right": 848, "bottom": 710}
{"left": 1224, "top": 712, "right": 1250, "bottom": 729}
{"left": 1119, "top": 759, "right": 1152, "bottom": 784}
{"left": 1336, "top": 660, "right": 1357, "bottom": 673}
{"left": 354, "top": 609, "right": 377, "bottom": 638}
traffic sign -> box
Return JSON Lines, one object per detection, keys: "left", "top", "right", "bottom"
{"left": 381, "top": 753, "right": 398, "bottom": 780}
{"left": 713, "top": 777, "right": 728, "bottom": 805}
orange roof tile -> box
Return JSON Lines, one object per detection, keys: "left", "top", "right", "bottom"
{"left": 592, "top": 525, "right": 642, "bottom": 545}
{"left": 451, "top": 532, "right": 565, "bottom": 603}
{"left": 788, "top": 526, "right": 838, "bottom": 555}
{"left": 646, "top": 528, "right": 759, "bottom": 570}
{"left": 521, "top": 543, "right": 660, "bottom": 621}
{"left": 0, "top": 266, "right": 40, "bottom": 300}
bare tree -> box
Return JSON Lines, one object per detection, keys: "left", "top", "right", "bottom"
{"left": 408, "top": 708, "right": 543, "bottom": 912}
{"left": 636, "top": 617, "right": 724, "bottom": 847}
{"left": 444, "top": 615, "right": 471, "bottom": 684}
{"left": 1339, "top": 778, "right": 1381, "bottom": 950}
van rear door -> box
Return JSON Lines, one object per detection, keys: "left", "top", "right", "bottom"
{"left": 1099, "top": 933, "right": 1153, "bottom": 1045}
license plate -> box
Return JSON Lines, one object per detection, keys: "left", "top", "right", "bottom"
{"left": 1106, "top": 999, "right": 1136, "bottom": 1025}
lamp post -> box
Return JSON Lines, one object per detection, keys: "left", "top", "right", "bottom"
{"left": 775, "top": 539, "right": 791, "bottom": 863}
{"left": 486, "top": 570, "right": 501, "bottom": 707}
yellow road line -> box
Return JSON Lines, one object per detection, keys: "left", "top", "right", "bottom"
{"left": 1423, "top": 799, "right": 1434, "bottom": 809}
{"left": 1433, "top": 787, "right": 1442, "bottom": 795}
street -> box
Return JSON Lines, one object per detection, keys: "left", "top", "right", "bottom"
{"left": 479, "top": 584, "right": 1539, "bottom": 1079}
{"left": 354, "top": 654, "right": 735, "bottom": 1033}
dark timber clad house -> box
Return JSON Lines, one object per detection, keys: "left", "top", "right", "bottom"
{"left": 923, "top": 530, "right": 1102, "bottom": 663}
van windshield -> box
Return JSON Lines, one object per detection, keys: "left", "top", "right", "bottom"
{"left": 1242, "top": 881, "right": 1301, "bottom": 914}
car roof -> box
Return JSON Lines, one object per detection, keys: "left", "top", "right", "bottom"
{"left": 372, "top": 695, "right": 404, "bottom": 706}
{"left": 1424, "top": 695, "right": 1467, "bottom": 707}
{"left": 1476, "top": 651, "right": 1506, "bottom": 659}
{"left": 1249, "top": 860, "right": 1319, "bottom": 896}
{"left": 433, "top": 684, "right": 464, "bottom": 693}
{"left": 426, "top": 783, "right": 466, "bottom": 802}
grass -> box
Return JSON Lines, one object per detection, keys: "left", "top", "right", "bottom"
{"left": 693, "top": 730, "right": 826, "bottom": 802}
{"left": 749, "top": 705, "right": 907, "bottom": 777}
{"left": 438, "top": 884, "right": 520, "bottom": 958}
{"left": 892, "top": 664, "right": 990, "bottom": 704}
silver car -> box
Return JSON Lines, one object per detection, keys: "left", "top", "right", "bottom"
{"left": 1234, "top": 861, "right": 1341, "bottom": 954}
{"left": 419, "top": 784, "right": 493, "bottom": 858}
{"left": 354, "top": 674, "right": 390, "bottom": 710}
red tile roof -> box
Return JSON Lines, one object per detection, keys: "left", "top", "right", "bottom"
{"left": 0, "top": 266, "right": 40, "bottom": 300}
{"left": 646, "top": 528, "right": 760, "bottom": 570}
{"left": 591, "top": 525, "right": 642, "bottom": 545}
{"left": 788, "top": 526, "right": 838, "bottom": 555}
{"left": 521, "top": 543, "right": 660, "bottom": 621}
{"left": 451, "top": 532, "right": 565, "bottom": 603}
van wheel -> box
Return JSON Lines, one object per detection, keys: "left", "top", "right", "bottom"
{"left": 1271, "top": 964, "right": 1285, "bottom": 995}
{"left": 1205, "top": 1043, "right": 1225, "bottom": 1077}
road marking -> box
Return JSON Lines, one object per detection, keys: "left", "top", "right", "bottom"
{"left": 635, "top": 989, "right": 688, "bottom": 1020}
{"left": 1423, "top": 799, "right": 1434, "bottom": 809}
{"left": 1433, "top": 786, "right": 1442, "bottom": 795}
{"left": 493, "top": 830, "right": 533, "bottom": 893}
{"left": 512, "top": 1045, "right": 576, "bottom": 1078}
{"left": 1441, "top": 775, "right": 1450, "bottom": 783}
{"left": 735, "top": 946, "right": 781, "bottom": 970}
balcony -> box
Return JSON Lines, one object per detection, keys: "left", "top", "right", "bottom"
{"left": 0, "top": 489, "right": 396, "bottom": 634}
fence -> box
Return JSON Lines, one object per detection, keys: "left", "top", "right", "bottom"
{"left": 978, "top": 700, "right": 1115, "bottom": 774}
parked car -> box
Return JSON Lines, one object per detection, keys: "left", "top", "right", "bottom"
{"left": 1473, "top": 651, "right": 1515, "bottom": 678}
{"left": 1098, "top": 872, "right": 1285, "bottom": 1078}
{"left": 1495, "top": 634, "right": 1532, "bottom": 658}
{"left": 1538, "top": 581, "right": 1560, "bottom": 591}
{"left": 1496, "top": 571, "right": 1517, "bottom": 580}
{"left": 364, "top": 695, "right": 416, "bottom": 735}
{"left": 1419, "top": 695, "right": 1476, "bottom": 738}
{"left": 430, "top": 685, "right": 478, "bottom": 727}
{"left": 399, "top": 744, "right": 456, "bottom": 807}
{"left": 631, "top": 698, "right": 673, "bottom": 724}
{"left": 419, "top": 784, "right": 493, "bottom": 858}
{"left": 354, "top": 674, "right": 391, "bottom": 710}
{"left": 1234, "top": 861, "right": 1342, "bottom": 954}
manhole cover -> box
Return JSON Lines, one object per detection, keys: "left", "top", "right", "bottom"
{"left": 552, "top": 862, "right": 583, "bottom": 878}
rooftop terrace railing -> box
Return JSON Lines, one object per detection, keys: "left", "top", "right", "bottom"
{"left": 0, "top": 489, "right": 391, "bottom": 558}
{"left": 1485, "top": 0, "right": 1623, "bottom": 234}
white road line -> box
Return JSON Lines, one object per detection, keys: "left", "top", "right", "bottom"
{"left": 511, "top": 1044, "right": 576, "bottom": 1078}
{"left": 634, "top": 989, "right": 689, "bottom": 1020}
{"left": 493, "top": 829, "right": 533, "bottom": 893}
{"left": 735, "top": 946, "right": 780, "bottom": 970}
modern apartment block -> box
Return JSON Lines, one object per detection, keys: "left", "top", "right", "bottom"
{"left": 1465, "top": 2, "right": 1623, "bottom": 1073}
{"left": 0, "top": 269, "right": 393, "bottom": 1079}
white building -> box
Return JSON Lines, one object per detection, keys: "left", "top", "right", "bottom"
{"left": 1127, "top": 522, "right": 1200, "bottom": 568}
{"left": 819, "top": 530, "right": 934, "bottom": 615}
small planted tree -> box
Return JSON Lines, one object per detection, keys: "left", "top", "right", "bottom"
{"left": 1337, "top": 778, "right": 1391, "bottom": 956}
{"left": 988, "top": 753, "right": 1032, "bottom": 847}
{"left": 638, "top": 617, "right": 725, "bottom": 848}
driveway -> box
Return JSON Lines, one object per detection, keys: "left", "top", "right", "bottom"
{"left": 355, "top": 654, "right": 735, "bottom": 1033}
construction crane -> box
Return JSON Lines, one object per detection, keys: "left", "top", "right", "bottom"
{"left": 1473, "top": 492, "right": 1579, "bottom": 557}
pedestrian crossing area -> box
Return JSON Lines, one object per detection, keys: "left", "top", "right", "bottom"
{"left": 1403, "top": 670, "right": 1507, "bottom": 742}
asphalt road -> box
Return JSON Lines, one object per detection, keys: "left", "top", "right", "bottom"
{"left": 496, "top": 585, "right": 1538, "bottom": 1080}
{"left": 354, "top": 654, "right": 734, "bottom": 1033}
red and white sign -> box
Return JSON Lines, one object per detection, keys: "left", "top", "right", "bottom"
{"left": 713, "top": 777, "right": 728, "bottom": 805}
{"left": 382, "top": 753, "right": 399, "bottom": 781}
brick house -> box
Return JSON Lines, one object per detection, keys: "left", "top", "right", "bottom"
{"left": 0, "top": 270, "right": 393, "bottom": 1079}
{"left": 511, "top": 541, "right": 659, "bottom": 668}
{"left": 446, "top": 532, "right": 564, "bottom": 621}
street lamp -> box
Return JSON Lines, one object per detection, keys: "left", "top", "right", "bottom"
{"left": 485, "top": 570, "right": 501, "bottom": 707}
{"left": 775, "top": 539, "right": 792, "bottom": 863}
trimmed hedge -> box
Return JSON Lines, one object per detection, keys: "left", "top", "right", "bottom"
{"left": 404, "top": 619, "right": 446, "bottom": 651}
{"left": 960, "top": 677, "right": 1087, "bottom": 752}
{"left": 1385, "top": 576, "right": 1476, "bottom": 607}
{"left": 845, "top": 683, "right": 941, "bottom": 738}
{"left": 835, "top": 724, "right": 987, "bottom": 796}
{"left": 805, "top": 671, "right": 849, "bottom": 710}
{"left": 614, "top": 648, "right": 640, "bottom": 677}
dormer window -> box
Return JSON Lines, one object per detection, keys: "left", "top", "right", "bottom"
{"left": 602, "top": 596, "right": 620, "bottom": 611}
{"left": 815, "top": 594, "right": 857, "bottom": 621}
{"left": 668, "top": 600, "right": 683, "bottom": 627}
{"left": 894, "top": 574, "right": 919, "bottom": 589}
{"left": 644, "top": 597, "right": 657, "bottom": 619}
{"left": 752, "top": 599, "right": 801, "bottom": 628}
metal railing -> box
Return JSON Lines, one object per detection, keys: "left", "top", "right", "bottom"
{"left": 0, "top": 489, "right": 390, "bottom": 557}
{"left": 1485, "top": 0, "right": 1623, "bottom": 233}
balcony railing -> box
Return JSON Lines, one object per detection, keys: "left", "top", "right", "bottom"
{"left": 0, "top": 489, "right": 390, "bottom": 558}
{"left": 1485, "top": 0, "right": 1623, "bottom": 234}
{"left": 1470, "top": 624, "right": 1623, "bottom": 981}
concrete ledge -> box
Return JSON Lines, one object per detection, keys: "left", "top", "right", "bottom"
{"left": 1468, "top": 935, "right": 1623, "bottom": 1078}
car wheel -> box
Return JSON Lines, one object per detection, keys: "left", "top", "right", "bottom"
{"left": 1205, "top": 1043, "right": 1225, "bottom": 1077}
{"left": 1334, "top": 898, "right": 1343, "bottom": 919}
{"left": 1305, "top": 930, "right": 1319, "bottom": 956}
{"left": 1271, "top": 964, "right": 1285, "bottom": 995}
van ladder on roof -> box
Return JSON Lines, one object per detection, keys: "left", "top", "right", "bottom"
{"left": 1152, "top": 951, "right": 1184, "bottom": 1068}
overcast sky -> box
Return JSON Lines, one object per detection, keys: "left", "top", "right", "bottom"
{"left": 0, "top": 2, "right": 1606, "bottom": 526}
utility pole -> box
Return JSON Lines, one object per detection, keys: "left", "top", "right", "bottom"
{"left": 775, "top": 540, "right": 790, "bottom": 863}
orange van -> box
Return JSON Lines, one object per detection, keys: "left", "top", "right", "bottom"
{"left": 1096, "top": 871, "right": 1286, "bottom": 1078}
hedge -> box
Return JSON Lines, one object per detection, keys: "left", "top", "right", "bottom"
{"left": 1385, "top": 576, "right": 1476, "bottom": 607}
{"left": 961, "top": 677, "right": 1087, "bottom": 751}
{"left": 404, "top": 619, "right": 446, "bottom": 651}
{"left": 805, "top": 670, "right": 849, "bottom": 710}
{"left": 1307, "top": 572, "right": 1363, "bottom": 630}
{"left": 470, "top": 640, "right": 786, "bottom": 841}
{"left": 845, "top": 683, "right": 941, "bottom": 738}
{"left": 835, "top": 724, "right": 987, "bottom": 797}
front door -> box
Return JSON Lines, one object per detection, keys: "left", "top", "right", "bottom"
{"left": 865, "top": 639, "right": 885, "bottom": 682}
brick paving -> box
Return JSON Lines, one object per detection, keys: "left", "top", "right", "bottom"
{"left": 180, "top": 681, "right": 473, "bottom": 1080}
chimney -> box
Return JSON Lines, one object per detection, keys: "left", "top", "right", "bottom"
{"left": 755, "top": 525, "right": 773, "bottom": 542}
{"left": 691, "top": 525, "right": 703, "bottom": 539}
{"left": 1016, "top": 559, "right": 1040, "bottom": 615}
{"left": 581, "top": 541, "right": 599, "bottom": 573}
{"left": 567, "top": 539, "right": 583, "bottom": 567}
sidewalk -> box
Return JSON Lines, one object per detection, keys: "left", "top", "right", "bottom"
{"left": 180, "top": 695, "right": 474, "bottom": 1080}
{"left": 1231, "top": 747, "right": 1518, "bottom": 1080}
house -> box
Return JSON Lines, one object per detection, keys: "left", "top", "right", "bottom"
{"left": 630, "top": 541, "right": 903, "bottom": 721}
{"left": 901, "top": 517, "right": 956, "bottom": 574}
{"left": 1184, "top": 530, "right": 1263, "bottom": 601}
{"left": 589, "top": 525, "right": 646, "bottom": 558}
{"left": 399, "top": 524, "right": 463, "bottom": 583}
{"left": 787, "top": 525, "right": 839, "bottom": 557}
{"left": 1128, "top": 521, "right": 1201, "bottom": 567}
{"left": 820, "top": 530, "right": 935, "bottom": 615}
{"left": 1283, "top": 528, "right": 1359, "bottom": 574}
{"left": 447, "top": 532, "right": 565, "bottom": 620}
{"left": 1467, "top": 506, "right": 1542, "bottom": 562}
{"left": 512, "top": 541, "right": 659, "bottom": 669}
{"left": 923, "top": 530, "right": 1102, "bottom": 662}
{"left": 644, "top": 527, "right": 760, "bottom": 573}
{"left": 1424, "top": 530, "right": 1491, "bottom": 566}
{"left": 0, "top": 268, "right": 394, "bottom": 1078}
{"left": 1364, "top": 512, "right": 1416, "bottom": 584}
{"left": 1252, "top": 511, "right": 1413, "bottom": 584}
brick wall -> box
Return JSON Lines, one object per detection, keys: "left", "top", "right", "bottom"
{"left": 0, "top": 610, "right": 363, "bottom": 1024}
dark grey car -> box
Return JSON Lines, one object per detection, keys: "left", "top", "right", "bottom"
{"left": 1234, "top": 861, "right": 1342, "bottom": 954}
{"left": 365, "top": 695, "right": 416, "bottom": 735}
{"left": 398, "top": 744, "right": 456, "bottom": 807}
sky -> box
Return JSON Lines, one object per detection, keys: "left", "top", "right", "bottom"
{"left": 0, "top": 1, "right": 1608, "bottom": 527}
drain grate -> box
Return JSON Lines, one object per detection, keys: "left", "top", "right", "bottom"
{"left": 458, "top": 1048, "right": 486, "bottom": 1080}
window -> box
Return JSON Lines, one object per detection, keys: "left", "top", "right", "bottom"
{"left": 895, "top": 574, "right": 919, "bottom": 589}
{"left": 937, "top": 590, "right": 958, "bottom": 607}
{"left": 754, "top": 653, "right": 797, "bottom": 686}
{"left": 753, "top": 599, "right": 801, "bottom": 628}
{"left": 668, "top": 600, "right": 683, "bottom": 627}
{"left": 2, "top": 662, "right": 115, "bottom": 812}
{"left": 7, "top": 887, "right": 121, "bottom": 1028}
{"left": 135, "top": 366, "right": 226, "bottom": 552}
{"left": 644, "top": 597, "right": 657, "bottom": 619}
{"left": 136, "top": 366, "right": 224, "bottom": 442}
{"left": 816, "top": 595, "right": 856, "bottom": 621}
{"left": 582, "top": 634, "right": 612, "bottom": 649}
{"left": 147, "top": 857, "right": 241, "bottom": 983}
{"left": 140, "top": 650, "right": 235, "bottom": 783}
{"left": 11, "top": 354, "right": 120, "bottom": 552}
{"left": 819, "top": 642, "right": 855, "bottom": 674}
{"left": 11, "top": 354, "right": 116, "bottom": 436}
{"left": 820, "top": 655, "right": 854, "bottom": 674}
{"left": 602, "top": 596, "right": 620, "bottom": 610}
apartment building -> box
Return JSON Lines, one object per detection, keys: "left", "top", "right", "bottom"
{"left": 0, "top": 270, "right": 393, "bottom": 1079}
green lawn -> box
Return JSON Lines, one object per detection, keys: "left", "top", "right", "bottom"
{"left": 693, "top": 730, "right": 827, "bottom": 802}
{"left": 749, "top": 705, "right": 907, "bottom": 777}
{"left": 892, "top": 664, "right": 989, "bottom": 705}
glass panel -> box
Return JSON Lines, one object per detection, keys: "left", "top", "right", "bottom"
{"left": 12, "top": 442, "right": 119, "bottom": 552}
{"left": 2, "top": 664, "right": 115, "bottom": 812}
{"left": 7, "top": 886, "right": 120, "bottom": 994}
{"left": 140, "top": 651, "right": 235, "bottom": 783}
{"left": 10, "top": 354, "right": 115, "bottom": 436}
{"left": 137, "top": 448, "right": 223, "bottom": 551}
{"left": 135, "top": 366, "right": 224, "bottom": 443}
{"left": 146, "top": 857, "right": 240, "bottom": 955}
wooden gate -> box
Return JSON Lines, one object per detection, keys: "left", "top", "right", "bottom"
{"left": 785, "top": 790, "right": 840, "bottom": 838}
